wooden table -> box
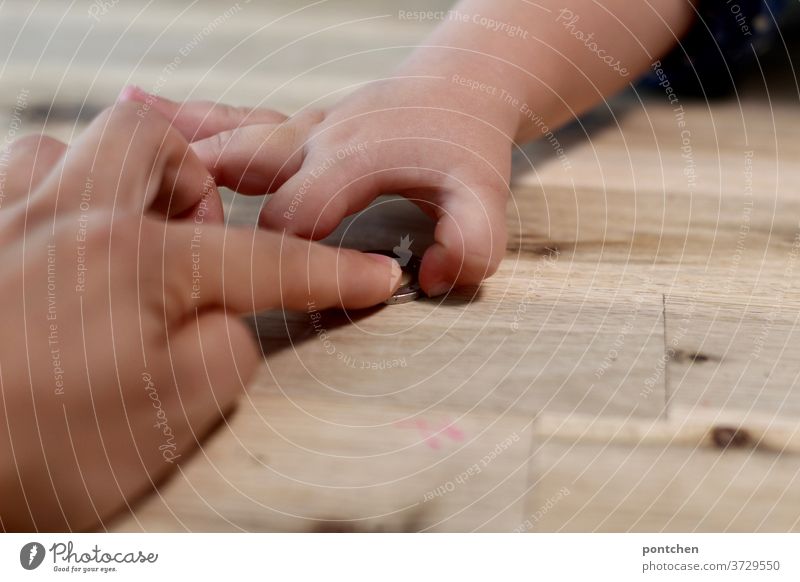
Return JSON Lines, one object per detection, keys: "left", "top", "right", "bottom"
{"left": 2, "top": 0, "right": 800, "bottom": 532}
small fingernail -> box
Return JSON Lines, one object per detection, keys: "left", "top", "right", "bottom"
{"left": 365, "top": 253, "right": 402, "bottom": 292}
{"left": 118, "top": 85, "right": 146, "bottom": 102}
{"left": 427, "top": 282, "right": 452, "bottom": 298}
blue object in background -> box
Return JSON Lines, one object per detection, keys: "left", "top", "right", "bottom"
{"left": 645, "top": 0, "right": 789, "bottom": 97}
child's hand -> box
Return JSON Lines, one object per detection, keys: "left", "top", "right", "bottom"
{"left": 0, "top": 103, "right": 401, "bottom": 531}
{"left": 116, "top": 0, "right": 699, "bottom": 298}
{"left": 119, "top": 74, "right": 518, "bottom": 296}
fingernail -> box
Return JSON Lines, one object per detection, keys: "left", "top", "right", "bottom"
{"left": 427, "top": 282, "right": 452, "bottom": 298}
{"left": 117, "top": 85, "right": 146, "bottom": 102}
{"left": 365, "top": 253, "right": 402, "bottom": 292}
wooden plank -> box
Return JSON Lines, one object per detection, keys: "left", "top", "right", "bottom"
{"left": 526, "top": 439, "right": 800, "bottom": 532}
{"left": 241, "top": 193, "right": 668, "bottom": 420}
{"left": 525, "top": 408, "right": 800, "bottom": 532}
{"left": 665, "top": 294, "right": 800, "bottom": 420}
{"left": 111, "top": 396, "right": 532, "bottom": 532}
{"left": 535, "top": 408, "right": 800, "bottom": 453}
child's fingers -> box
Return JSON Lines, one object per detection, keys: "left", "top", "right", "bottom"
{"left": 259, "top": 151, "right": 376, "bottom": 239}
{"left": 190, "top": 123, "right": 308, "bottom": 195}
{"left": 118, "top": 85, "right": 287, "bottom": 141}
{"left": 2, "top": 134, "right": 67, "bottom": 200}
{"left": 418, "top": 187, "right": 508, "bottom": 297}
{"left": 34, "top": 102, "right": 223, "bottom": 222}
{"left": 260, "top": 158, "right": 508, "bottom": 298}
{"left": 158, "top": 219, "right": 402, "bottom": 318}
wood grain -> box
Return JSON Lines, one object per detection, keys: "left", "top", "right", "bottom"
{"left": 2, "top": 0, "right": 800, "bottom": 532}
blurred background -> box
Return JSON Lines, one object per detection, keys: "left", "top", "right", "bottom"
{"left": 0, "top": 0, "right": 452, "bottom": 137}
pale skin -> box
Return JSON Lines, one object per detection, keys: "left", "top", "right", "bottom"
{"left": 1, "top": 0, "right": 696, "bottom": 531}
{"left": 120, "top": 0, "right": 695, "bottom": 296}
{"left": 0, "top": 103, "right": 401, "bottom": 531}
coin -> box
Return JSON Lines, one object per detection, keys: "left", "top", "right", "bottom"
{"left": 365, "top": 250, "right": 423, "bottom": 304}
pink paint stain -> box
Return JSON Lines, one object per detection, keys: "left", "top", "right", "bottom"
{"left": 395, "top": 419, "right": 465, "bottom": 449}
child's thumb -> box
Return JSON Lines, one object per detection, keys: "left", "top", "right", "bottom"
{"left": 419, "top": 188, "right": 508, "bottom": 297}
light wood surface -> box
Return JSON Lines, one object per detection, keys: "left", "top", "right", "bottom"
{"left": 2, "top": 0, "right": 800, "bottom": 532}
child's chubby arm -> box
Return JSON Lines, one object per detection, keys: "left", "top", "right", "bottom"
{"left": 121, "top": 0, "right": 694, "bottom": 296}
{"left": 0, "top": 103, "right": 401, "bottom": 531}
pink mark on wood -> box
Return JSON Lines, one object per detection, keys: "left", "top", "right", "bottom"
{"left": 395, "top": 418, "right": 464, "bottom": 449}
